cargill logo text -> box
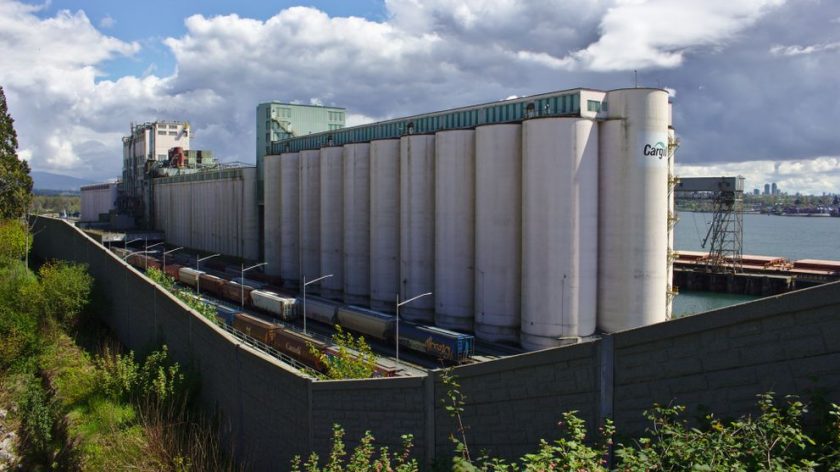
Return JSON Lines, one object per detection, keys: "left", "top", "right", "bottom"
{"left": 643, "top": 142, "right": 667, "bottom": 159}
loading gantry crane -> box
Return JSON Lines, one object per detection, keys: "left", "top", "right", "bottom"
{"left": 675, "top": 176, "right": 745, "bottom": 273}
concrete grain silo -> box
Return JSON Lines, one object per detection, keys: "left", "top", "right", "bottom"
{"left": 280, "top": 153, "right": 301, "bottom": 287}
{"left": 299, "top": 149, "right": 322, "bottom": 293}
{"left": 343, "top": 143, "right": 371, "bottom": 306}
{"left": 474, "top": 124, "right": 522, "bottom": 343}
{"left": 319, "top": 146, "right": 344, "bottom": 300}
{"left": 521, "top": 117, "right": 598, "bottom": 350}
{"left": 399, "top": 134, "right": 435, "bottom": 322}
{"left": 598, "top": 89, "right": 670, "bottom": 332}
{"left": 434, "top": 129, "right": 475, "bottom": 331}
{"left": 369, "top": 139, "right": 401, "bottom": 312}
{"left": 264, "top": 155, "right": 282, "bottom": 276}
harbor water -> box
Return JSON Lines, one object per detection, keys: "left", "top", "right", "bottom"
{"left": 672, "top": 212, "right": 840, "bottom": 317}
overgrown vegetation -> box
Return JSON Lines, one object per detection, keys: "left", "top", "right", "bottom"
{"left": 0, "top": 220, "right": 239, "bottom": 470}
{"left": 146, "top": 267, "right": 217, "bottom": 321}
{"left": 308, "top": 325, "right": 378, "bottom": 380}
{"left": 295, "top": 367, "right": 840, "bottom": 471}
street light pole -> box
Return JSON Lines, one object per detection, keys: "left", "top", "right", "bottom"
{"left": 241, "top": 262, "right": 268, "bottom": 307}
{"left": 162, "top": 247, "right": 183, "bottom": 276}
{"left": 124, "top": 237, "right": 142, "bottom": 250}
{"left": 395, "top": 291, "right": 432, "bottom": 369}
{"left": 196, "top": 253, "right": 221, "bottom": 297}
{"left": 301, "top": 273, "right": 333, "bottom": 334}
{"left": 145, "top": 241, "right": 164, "bottom": 271}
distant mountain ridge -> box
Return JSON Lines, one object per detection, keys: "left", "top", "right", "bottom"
{"left": 30, "top": 171, "right": 97, "bottom": 191}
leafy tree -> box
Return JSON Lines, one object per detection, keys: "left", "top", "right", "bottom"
{"left": 0, "top": 218, "right": 31, "bottom": 263}
{"left": 0, "top": 86, "right": 33, "bottom": 219}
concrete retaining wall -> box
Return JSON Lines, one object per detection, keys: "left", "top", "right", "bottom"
{"left": 31, "top": 217, "right": 840, "bottom": 469}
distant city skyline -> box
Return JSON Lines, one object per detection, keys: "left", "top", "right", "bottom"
{"left": 1, "top": 0, "right": 838, "bottom": 194}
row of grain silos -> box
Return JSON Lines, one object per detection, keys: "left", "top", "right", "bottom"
{"left": 264, "top": 88, "right": 673, "bottom": 350}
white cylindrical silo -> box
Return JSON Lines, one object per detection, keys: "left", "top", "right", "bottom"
{"left": 320, "top": 146, "right": 344, "bottom": 300}
{"left": 369, "top": 139, "right": 400, "bottom": 312}
{"left": 343, "top": 143, "right": 371, "bottom": 306}
{"left": 400, "top": 134, "right": 435, "bottom": 323}
{"left": 299, "top": 149, "right": 321, "bottom": 294}
{"left": 264, "top": 155, "right": 282, "bottom": 276}
{"left": 474, "top": 124, "right": 522, "bottom": 343}
{"left": 598, "top": 88, "right": 671, "bottom": 333}
{"left": 434, "top": 130, "right": 475, "bottom": 331}
{"left": 279, "top": 153, "right": 300, "bottom": 287}
{"left": 521, "top": 117, "right": 599, "bottom": 350}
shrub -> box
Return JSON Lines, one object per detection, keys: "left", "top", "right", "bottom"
{"left": 37, "top": 260, "right": 93, "bottom": 327}
{"left": 308, "top": 325, "right": 377, "bottom": 380}
{"left": 291, "top": 424, "right": 418, "bottom": 472}
{"left": 94, "top": 345, "right": 185, "bottom": 404}
{"left": 0, "top": 304, "right": 39, "bottom": 369}
{"left": 0, "top": 218, "right": 30, "bottom": 264}
{"left": 18, "top": 377, "right": 57, "bottom": 460}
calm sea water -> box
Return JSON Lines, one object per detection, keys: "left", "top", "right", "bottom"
{"left": 672, "top": 212, "right": 840, "bottom": 316}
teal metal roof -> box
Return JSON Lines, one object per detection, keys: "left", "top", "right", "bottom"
{"left": 271, "top": 88, "right": 594, "bottom": 154}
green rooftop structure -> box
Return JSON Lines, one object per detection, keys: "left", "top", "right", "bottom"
{"left": 256, "top": 102, "right": 346, "bottom": 203}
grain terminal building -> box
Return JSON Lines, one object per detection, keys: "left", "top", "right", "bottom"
{"left": 263, "top": 87, "right": 677, "bottom": 349}
{"left": 82, "top": 88, "right": 677, "bottom": 350}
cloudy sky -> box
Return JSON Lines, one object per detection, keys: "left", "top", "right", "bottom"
{"left": 1, "top": 0, "right": 838, "bottom": 193}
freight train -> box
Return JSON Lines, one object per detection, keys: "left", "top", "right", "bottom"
{"left": 117, "top": 249, "right": 475, "bottom": 364}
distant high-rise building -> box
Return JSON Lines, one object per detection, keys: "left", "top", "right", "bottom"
{"left": 764, "top": 183, "right": 770, "bottom": 195}
{"left": 753, "top": 188, "right": 760, "bottom": 195}
{"left": 772, "top": 182, "right": 778, "bottom": 195}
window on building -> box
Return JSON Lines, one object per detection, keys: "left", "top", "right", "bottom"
{"left": 157, "top": 130, "right": 166, "bottom": 135}
{"left": 265, "top": 132, "right": 270, "bottom": 141}
{"left": 587, "top": 100, "right": 601, "bottom": 112}
{"left": 266, "top": 108, "right": 270, "bottom": 119}
{"left": 169, "top": 131, "right": 178, "bottom": 135}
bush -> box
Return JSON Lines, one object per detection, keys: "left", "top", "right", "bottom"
{"left": 0, "top": 219, "right": 30, "bottom": 264}
{"left": 291, "top": 424, "right": 418, "bottom": 472}
{"left": 308, "top": 325, "right": 377, "bottom": 380}
{"left": 37, "top": 260, "right": 93, "bottom": 328}
{"left": 18, "top": 377, "right": 57, "bottom": 461}
{"left": 0, "top": 304, "right": 39, "bottom": 369}
{"left": 94, "top": 345, "right": 186, "bottom": 404}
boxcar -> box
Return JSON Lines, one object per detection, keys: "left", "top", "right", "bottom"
{"left": 398, "top": 323, "right": 474, "bottom": 362}
{"left": 232, "top": 312, "right": 279, "bottom": 345}
{"left": 272, "top": 327, "right": 326, "bottom": 371}
{"left": 222, "top": 280, "right": 255, "bottom": 306}
{"left": 336, "top": 305, "right": 395, "bottom": 341}
{"left": 164, "top": 263, "right": 182, "bottom": 281}
{"left": 251, "top": 290, "right": 298, "bottom": 321}
{"left": 178, "top": 267, "right": 203, "bottom": 287}
{"left": 198, "top": 273, "right": 225, "bottom": 297}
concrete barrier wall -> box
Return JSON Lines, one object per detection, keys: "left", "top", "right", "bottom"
{"left": 612, "top": 285, "right": 840, "bottom": 433}
{"left": 31, "top": 217, "right": 840, "bottom": 469}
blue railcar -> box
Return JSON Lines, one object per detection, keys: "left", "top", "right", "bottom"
{"left": 215, "top": 304, "right": 238, "bottom": 326}
{"left": 398, "top": 323, "right": 474, "bottom": 362}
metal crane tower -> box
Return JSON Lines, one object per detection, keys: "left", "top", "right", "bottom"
{"left": 675, "top": 177, "right": 745, "bottom": 273}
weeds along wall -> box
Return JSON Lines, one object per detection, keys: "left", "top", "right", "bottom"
{"left": 31, "top": 217, "right": 840, "bottom": 469}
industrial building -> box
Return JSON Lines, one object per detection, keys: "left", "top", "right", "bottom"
{"left": 264, "top": 87, "right": 677, "bottom": 350}
{"left": 81, "top": 88, "right": 676, "bottom": 351}
{"left": 79, "top": 182, "right": 118, "bottom": 222}
{"left": 256, "top": 102, "right": 346, "bottom": 201}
